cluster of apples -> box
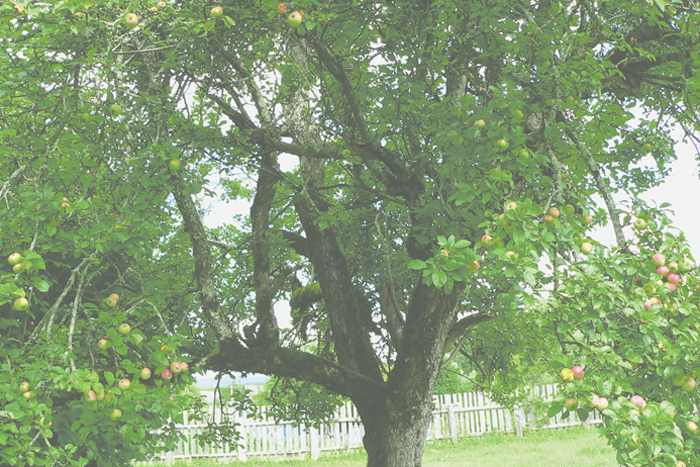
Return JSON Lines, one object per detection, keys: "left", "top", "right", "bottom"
{"left": 643, "top": 253, "right": 687, "bottom": 310}
{"left": 560, "top": 365, "right": 610, "bottom": 412}
{"left": 278, "top": 4, "right": 303, "bottom": 27}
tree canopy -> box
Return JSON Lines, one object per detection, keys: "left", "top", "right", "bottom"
{"left": 2, "top": 0, "right": 700, "bottom": 466}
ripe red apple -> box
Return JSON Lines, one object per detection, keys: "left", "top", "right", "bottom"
{"left": 13, "top": 262, "right": 26, "bottom": 274}
{"left": 668, "top": 273, "right": 680, "bottom": 284}
{"left": 644, "top": 297, "right": 661, "bottom": 310}
{"left": 564, "top": 398, "right": 578, "bottom": 410}
{"left": 180, "top": 362, "right": 188, "bottom": 372}
{"left": 597, "top": 397, "right": 609, "bottom": 411}
{"left": 171, "top": 362, "right": 182, "bottom": 374}
{"left": 473, "top": 119, "right": 486, "bottom": 129}
{"left": 168, "top": 159, "right": 181, "bottom": 171}
{"left": 652, "top": 254, "right": 665, "bottom": 267}
{"left": 98, "top": 339, "right": 108, "bottom": 350}
{"left": 162, "top": 369, "right": 173, "bottom": 380}
{"left": 630, "top": 395, "right": 646, "bottom": 409}
{"left": 634, "top": 218, "right": 647, "bottom": 230}
{"left": 158, "top": 1, "right": 166, "bottom": 7}
{"left": 8, "top": 252, "right": 22, "bottom": 265}
{"left": 278, "top": 3, "right": 287, "bottom": 13}
{"left": 19, "top": 381, "right": 30, "bottom": 392}
{"left": 591, "top": 393, "right": 600, "bottom": 407}
{"left": 211, "top": 6, "right": 223, "bottom": 17}
{"left": 109, "top": 408, "right": 122, "bottom": 420}
{"left": 572, "top": 366, "right": 584, "bottom": 379}
{"left": 657, "top": 266, "right": 669, "bottom": 275}
{"left": 682, "top": 377, "right": 696, "bottom": 392}
{"left": 548, "top": 207, "right": 560, "bottom": 218}
{"left": 544, "top": 214, "right": 554, "bottom": 224}
{"left": 118, "top": 379, "right": 130, "bottom": 390}
{"left": 118, "top": 323, "right": 131, "bottom": 335}
{"left": 13, "top": 298, "right": 29, "bottom": 311}
{"left": 288, "top": 11, "right": 302, "bottom": 26}
{"left": 494, "top": 138, "right": 509, "bottom": 151}
{"left": 467, "top": 261, "right": 479, "bottom": 271}
{"left": 580, "top": 242, "right": 593, "bottom": 255}
{"left": 481, "top": 235, "right": 493, "bottom": 247}
{"left": 560, "top": 368, "right": 574, "bottom": 382}
{"left": 125, "top": 12, "right": 138, "bottom": 28}
{"left": 86, "top": 390, "right": 97, "bottom": 402}
{"left": 689, "top": 420, "right": 699, "bottom": 434}
{"left": 667, "top": 283, "right": 677, "bottom": 292}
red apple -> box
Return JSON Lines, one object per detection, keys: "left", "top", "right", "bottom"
{"left": 13, "top": 298, "right": 29, "bottom": 311}
{"left": 278, "top": 3, "right": 287, "bottom": 13}
{"left": 548, "top": 207, "right": 560, "bottom": 218}
{"left": 652, "top": 253, "right": 665, "bottom": 267}
{"left": 140, "top": 368, "right": 152, "bottom": 380}
{"left": 180, "top": 362, "right": 189, "bottom": 372}
{"left": 630, "top": 395, "right": 646, "bottom": 409}
{"left": 162, "top": 369, "right": 173, "bottom": 380}
{"left": 118, "top": 379, "right": 130, "bottom": 390}
{"left": 689, "top": 420, "right": 699, "bottom": 434}
{"left": 591, "top": 393, "right": 600, "bottom": 407}
{"left": 657, "top": 266, "right": 669, "bottom": 275}
{"left": 109, "top": 408, "right": 122, "bottom": 420}
{"left": 118, "top": 323, "right": 131, "bottom": 335}
{"left": 667, "top": 283, "right": 677, "bottom": 292}
{"left": 682, "top": 377, "right": 696, "bottom": 392}
{"left": 98, "top": 339, "right": 108, "bottom": 350}
{"left": 544, "top": 214, "right": 554, "bottom": 224}
{"left": 481, "top": 235, "right": 493, "bottom": 247}
{"left": 171, "top": 362, "right": 182, "bottom": 374}
{"left": 288, "top": 11, "right": 302, "bottom": 27}
{"left": 572, "top": 366, "right": 584, "bottom": 379}
{"left": 125, "top": 12, "right": 138, "bottom": 28}
{"left": 597, "top": 397, "right": 609, "bottom": 411}
{"left": 86, "top": 390, "right": 97, "bottom": 402}
{"left": 210, "top": 6, "right": 223, "bottom": 17}
{"left": 8, "top": 252, "right": 22, "bottom": 265}
{"left": 668, "top": 273, "right": 680, "bottom": 284}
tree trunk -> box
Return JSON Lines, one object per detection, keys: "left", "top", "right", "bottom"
{"left": 356, "top": 390, "right": 435, "bottom": 467}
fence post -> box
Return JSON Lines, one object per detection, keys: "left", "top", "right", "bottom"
{"left": 513, "top": 406, "right": 525, "bottom": 437}
{"left": 309, "top": 425, "right": 320, "bottom": 460}
{"left": 447, "top": 404, "right": 458, "bottom": 443}
{"left": 237, "top": 410, "right": 248, "bottom": 462}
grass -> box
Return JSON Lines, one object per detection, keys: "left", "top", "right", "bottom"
{"left": 139, "top": 426, "right": 617, "bottom": 467}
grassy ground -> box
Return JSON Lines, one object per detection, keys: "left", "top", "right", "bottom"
{"left": 140, "top": 426, "right": 617, "bottom": 467}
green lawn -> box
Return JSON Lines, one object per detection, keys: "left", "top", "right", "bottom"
{"left": 140, "top": 427, "right": 617, "bottom": 467}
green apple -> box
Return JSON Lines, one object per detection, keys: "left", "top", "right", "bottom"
{"left": 125, "top": 13, "right": 138, "bottom": 28}
{"left": 13, "top": 262, "right": 26, "bottom": 274}
{"left": 581, "top": 242, "right": 593, "bottom": 255}
{"left": 634, "top": 218, "right": 647, "bottom": 230}
{"left": 288, "top": 11, "right": 302, "bottom": 27}
{"left": 8, "top": 252, "right": 22, "bottom": 265}
{"left": 564, "top": 398, "right": 578, "bottom": 410}
{"left": 494, "top": 138, "right": 509, "bottom": 151}
{"left": 98, "top": 339, "right": 108, "bottom": 350}
{"left": 473, "top": 119, "right": 486, "bottom": 129}
{"left": 642, "top": 143, "right": 652, "bottom": 154}
{"left": 565, "top": 205, "right": 575, "bottom": 216}
{"left": 13, "top": 297, "right": 29, "bottom": 311}
{"left": 118, "top": 323, "right": 131, "bottom": 335}
{"left": 19, "top": 381, "right": 30, "bottom": 392}
{"left": 513, "top": 109, "right": 524, "bottom": 119}
{"left": 682, "top": 377, "right": 696, "bottom": 392}
{"left": 518, "top": 148, "right": 529, "bottom": 159}
{"left": 140, "top": 368, "right": 152, "bottom": 380}
{"left": 210, "top": 6, "right": 223, "bottom": 17}
{"left": 548, "top": 207, "right": 560, "bottom": 218}
{"left": 109, "top": 408, "right": 122, "bottom": 420}
{"left": 110, "top": 104, "right": 122, "bottom": 116}
{"left": 168, "top": 159, "right": 181, "bottom": 171}
{"left": 118, "top": 379, "right": 130, "bottom": 390}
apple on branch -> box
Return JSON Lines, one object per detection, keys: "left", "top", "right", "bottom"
{"left": 211, "top": 6, "right": 223, "bottom": 17}
{"left": 288, "top": 11, "right": 302, "bottom": 27}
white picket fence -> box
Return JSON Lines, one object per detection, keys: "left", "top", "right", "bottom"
{"left": 156, "top": 384, "right": 602, "bottom": 464}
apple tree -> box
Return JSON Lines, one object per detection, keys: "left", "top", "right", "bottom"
{"left": 3, "top": 0, "right": 700, "bottom": 466}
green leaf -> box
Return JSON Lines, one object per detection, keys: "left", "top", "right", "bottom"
{"left": 32, "top": 278, "right": 51, "bottom": 292}
{"left": 432, "top": 270, "right": 447, "bottom": 289}
{"left": 407, "top": 260, "right": 427, "bottom": 270}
